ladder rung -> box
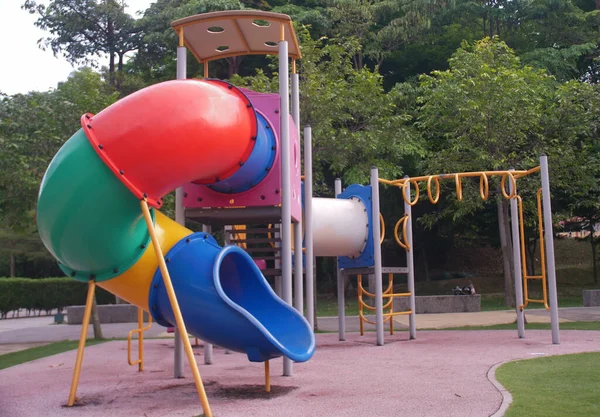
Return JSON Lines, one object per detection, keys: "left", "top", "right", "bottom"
{"left": 232, "top": 227, "right": 280, "bottom": 234}
{"left": 252, "top": 256, "right": 280, "bottom": 261}
{"left": 230, "top": 238, "right": 281, "bottom": 244}
{"left": 244, "top": 247, "right": 280, "bottom": 253}
{"left": 524, "top": 275, "right": 544, "bottom": 280}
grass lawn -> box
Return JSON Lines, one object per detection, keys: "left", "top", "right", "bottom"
{"left": 430, "top": 321, "right": 600, "bottom": 331}
{"left": 0, "top": 339, "right": 107, "bottom": 371}
{"left": 496, "top": 352, "right": 600, "bottom": 417}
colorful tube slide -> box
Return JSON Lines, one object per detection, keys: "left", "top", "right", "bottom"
{"left": 36, "top": 79, "right": 315, "bottom": 363}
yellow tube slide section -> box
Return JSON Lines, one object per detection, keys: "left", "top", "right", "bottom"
{"left": 98, "top": 211, "right": 192, "bottom": 311}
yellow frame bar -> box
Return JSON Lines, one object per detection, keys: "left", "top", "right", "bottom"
{"left": 379, "top": 168, "right": 540, "bottom": 205}
{"left": 140, "top": 200, "right": 213, "bottom": 417}
{"left": 517, "top": 191, "right": 550, "bottom": 310}
{"left": 67, "top": 280, "right": 96, "bottom": 406}
{"left": 127, "top": 308, "right": 153, "bottom": 371}
{"left": 265, "top": 360, "right": 271, "bottom": 393}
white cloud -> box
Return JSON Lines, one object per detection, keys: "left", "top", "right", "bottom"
{"left": 0, "top": 0, "right": 154, "bottom": 96}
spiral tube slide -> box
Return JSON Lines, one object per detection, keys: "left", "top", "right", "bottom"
{"left": 36, "top": 79, "right": 315, "bottom": 363}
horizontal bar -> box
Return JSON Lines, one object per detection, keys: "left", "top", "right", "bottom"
{"left": 524, "top": 276, "right": 544, "bottom": 280}
{"left": 341, "top": 267, "right": 408, "bottom": 275}
{"left": 379, "top": 167, "right": 541, "bottom": 187}
{"left": 229, "top": 238, "right": 281, "bottom": 244}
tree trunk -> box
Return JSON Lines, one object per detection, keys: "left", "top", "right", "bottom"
{"left": 107, "top": 18, "right": 115, "bottom": 86}
{"left": 590, "top": 222, "right": 597, "bottom": 284}
{"left": 498, "top": 195, "right": 515, "bottom": 307}
{"left": 91, "top": 296, "right": 104, "bottom": 339}
{"left": 116, "top": 52, "right": 124, "bottom": 91}
{"left": 9, "top": 253, "right": 15, "bottom": 278}
{"left": 526, "top": 238, "right": 536, "bottom": 276}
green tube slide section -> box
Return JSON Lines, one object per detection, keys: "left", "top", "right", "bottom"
{"left": 36, "top": 129, "right": 154, "bottom": 282}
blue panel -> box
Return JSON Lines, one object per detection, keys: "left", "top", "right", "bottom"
{"left": 337, "top": 184, "right": 374, "bottom": 269}
{"left": 148, "top": 233, "right": 315, "bottom": 363}
{"left": 210, "top": 112, "right": 277, "bottom": 193}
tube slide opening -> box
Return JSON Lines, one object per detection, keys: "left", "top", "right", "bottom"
{"left": 214, "top": 246, "right": 315, "bottom": 362}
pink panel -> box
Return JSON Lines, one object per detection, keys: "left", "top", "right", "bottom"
{"left": 183, "top": 88, "right": 302, "bottom": 223}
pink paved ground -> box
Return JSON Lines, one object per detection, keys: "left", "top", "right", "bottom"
{"left": 2, "top": 331, "right": 600, "bottom": 417}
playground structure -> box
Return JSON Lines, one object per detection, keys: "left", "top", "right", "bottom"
{"left": 33, "top": 9, "right": 561, "bottom": 417}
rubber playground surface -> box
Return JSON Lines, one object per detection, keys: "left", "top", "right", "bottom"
{"left": 2, "top": 329, "right": 600, "bottom": 417}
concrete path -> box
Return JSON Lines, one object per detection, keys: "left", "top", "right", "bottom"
{"left": 1, "top": 307, "right": 599, "bottom": 347}
{"left": 1, "top": 331, "right": 600, "bottom": 417}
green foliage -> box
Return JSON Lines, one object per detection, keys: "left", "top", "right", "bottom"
{"left": 232, "top": 28, "right": 424, "bottom": 188}
{"left": 0, "top": 69, "right": 118, "bottom": 232}
{"left": 0, "top": 278, "right": 115, "bottom": 318}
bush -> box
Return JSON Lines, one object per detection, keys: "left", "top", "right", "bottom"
{"left": 0, "top": 277, "right": 115, "bottom": 317}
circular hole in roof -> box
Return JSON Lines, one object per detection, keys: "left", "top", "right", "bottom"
{"left": 253, "top": 19, "right": 270, "bottom": 27}
{"left": 216, "top": 45, "right": 230, "bottom": 52}
{"left": 265, "top": 41, "right": 277, "bottom": 47}
{"left": 207, "top": 26, "right": 224, "bottom": 33}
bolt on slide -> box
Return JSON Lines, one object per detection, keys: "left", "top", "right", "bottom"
{"left": 36, "top": 79, "right": 315, "bottom": 363}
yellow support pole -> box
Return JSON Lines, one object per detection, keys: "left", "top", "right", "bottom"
{"left": 358, "top": 274, "right": 364, "bottom": 336}
{"left": 67, "top": 279, "right": 96, "bottom": 406}
{"left": 265, "top": 360, "right": 271, "bottom": 393}
{"left": 389, "top": 274, "right": 394, "bottom": 336}
{"left": 137, "top": 308, "right": 144, "bottom": 371}
{"left": 140, "top": 200, "right": 213, "bottom": 417}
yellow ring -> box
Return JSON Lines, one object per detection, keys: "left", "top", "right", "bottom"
{"left": 394, "top": 215, "right": 409, "bottom": 251}
{"left": 501, "top": 172, "right": 517, "bottom": 199}
{"left": 379, "top": 213, "right": 385, "bottom": 244}
{"left": 427, "top": 175, "right": 440, "bottom": 204}
{"left": 402, "top": 180, "right": 420, "bottom": 206}
{"left": 455, "top": 174, "right": 463, "bottom": 202}
{"left": 479, "top": 172, "right": 489, "bottom": 201}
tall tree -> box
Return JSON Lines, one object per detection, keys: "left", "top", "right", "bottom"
{"left": 418, "top": 38, "right": 559, "bottom": 305}
{"left": 23, "top": 0, "right": 140, "bottom": 88}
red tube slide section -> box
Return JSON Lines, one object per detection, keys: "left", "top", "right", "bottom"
{"left": 82, "top": 79, "right": 258, "bottom": 208}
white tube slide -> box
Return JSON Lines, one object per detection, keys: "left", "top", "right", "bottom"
{"left": 312, "top": 197, "right": 368, "bottom": 258}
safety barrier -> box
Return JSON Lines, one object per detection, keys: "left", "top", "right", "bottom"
{"left": 127, "top": 307, "right": 153, "bottom": 371}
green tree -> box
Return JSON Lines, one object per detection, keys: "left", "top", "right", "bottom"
{"left": 418, "top": 37, "right": 560, "bottom": 305}
{"left": 23, "top": 0, "right": 140, "bottom": 88}
{"left": 0, "top": 69, "right": 118, "bottom": 273}
{"left": 232, "top": 29, "right": 424, "bottom": 189}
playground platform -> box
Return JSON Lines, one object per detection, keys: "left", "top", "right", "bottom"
{"left": 2, "top": 330, "right": 600, "bottom": 417}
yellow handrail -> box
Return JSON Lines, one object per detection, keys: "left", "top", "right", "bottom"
{"left": 127, "top": 308, "right": 153, "bottom": 371}
{"left": 379, "top": 213, "right": 385, "bottom": 244}
{"left": 394, "top": 215, "right": 409, "bottom": 251}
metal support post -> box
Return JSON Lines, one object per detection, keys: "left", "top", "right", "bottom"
{"left": 304, "top": 126, "right": 315, "bottom": 329}
{"left": 370, "top": 167, "right": 384, "bottom": 346}
{"left": 202, "top": 224, "right": 214, "bottom": 363}
{"left": 509, "top": 168, "right": 526, "bottom": 338}
{"left": 173, "top": 43, "right": 187, "bottom": 379}
{"left": 335, "top": 178, "right": 345, "bottom": 340}
{"left": 540, "top": 155, "right": 560, "bottom": 344}
{"left": 404, "top": 177, "right": 416, "bottom": 339}
{"left": 294, "top": 220, "right": 304, "bottom": 313}
{"left": 279, "top": 32, "right": 293, "bottom": 376}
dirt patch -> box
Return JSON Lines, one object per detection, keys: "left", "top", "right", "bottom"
{"left": 211, "top": 383, "right": 298, "bottom": 400}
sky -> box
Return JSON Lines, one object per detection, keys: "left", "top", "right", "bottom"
{"left": 0, "top": 0, "right": 154, "bottom": 95}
